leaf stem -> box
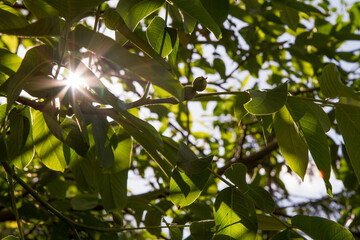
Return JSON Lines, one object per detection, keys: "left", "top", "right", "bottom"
{"left": 288, "top": 95, "right": 336, "bottom": 106}
{"left": 6, "top": 165, "right": 25, "bottom": 240}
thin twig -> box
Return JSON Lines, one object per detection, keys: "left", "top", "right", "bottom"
{"left": 1, "top": 162, "right": 190, "bottom": 233}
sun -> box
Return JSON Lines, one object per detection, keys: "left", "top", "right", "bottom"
{"left": 65, "top": 72, "right": 86, "bottom": 89}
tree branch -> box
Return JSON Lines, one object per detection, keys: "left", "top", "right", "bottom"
{"left": 217, "top": 140, "right": 279, "bottom": 175}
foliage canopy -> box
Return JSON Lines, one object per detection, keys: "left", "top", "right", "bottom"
{"left": 0, "top": 0, "right": 360, "bottom": 239}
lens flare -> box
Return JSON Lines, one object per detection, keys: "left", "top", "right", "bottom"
{"left": 65, "top": 72, "right": 86, "bottom": 89}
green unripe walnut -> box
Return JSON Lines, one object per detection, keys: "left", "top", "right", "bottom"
{"left": 192, "top": 76, "right": 207, "bottom": 91}
{"left": 182, "top": 85, "right": 197, "bottom": 100}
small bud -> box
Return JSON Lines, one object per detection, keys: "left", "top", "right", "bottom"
{"left": 192, "top": 76, "right": 207, "bottom": 91}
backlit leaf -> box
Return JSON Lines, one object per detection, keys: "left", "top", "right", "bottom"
{"left": 169, "top": 167, "right": 211, "bottom": 208}
{"left": 319, "top": 63, "right": 360, "bottom": 101}
{"left": 257, "top": 214, "right": 286, "bottom": 231}
{"left": 213, "top": 187, "right": 257, "bottom": 240}
{"left": 6, "top": 45, "right": 53, "bottom": 112}
{"left": 244, "top": 82, "right": 288, "bottom": 115}
{"left": 171, "top": 0, "right": 222, "bottom": 39}
{"left": 32, "top": 110, "right": 66, "bottom": 172}
{"left": 292, "top": 215, "right": 354, "bottom": 240}
{"left": 0, "top": 49, "right": 21, "bottom": 76}
{"left": 287, "top": 97, "right": 331, "bottom": 183}
{"left": 273, "top": 106, "right": 308, "bottom": 180}
{"left": 146, "top": 16, "right": 175, "bottom": 57}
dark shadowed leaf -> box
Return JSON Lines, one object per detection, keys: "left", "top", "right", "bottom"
{"left": 177, "top": 142, "right": 213, "bottom": 175}
{"left": 43, "top": 0, "right": 106, "bottom": 22}
{"left": 224, "top": 163, "right": 248, "bottom": 193}
{"left": 247, "top": 185, "right": 275, "bottom": 213}
{"left": 0, "top": 5, "right": 28, "bottom": 30}
{"left": 336, "top": 103, "right": 360, "bottom": 183}
{"left": 190, "top": 220, "right": 215, "bottom": 239}
{"left": 99, "top": 170, "right": 128, "bottom": 212}
{"left": 23, "top": 0, "right": 59, "bottom": 19}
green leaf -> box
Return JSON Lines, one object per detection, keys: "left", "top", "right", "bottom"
{"left": 272, "top": 229, "right": 305, "bottom": 240}
{"left": 68, "top": 150, "right": 97, "bottom": 192}
{"left": 287, "top": 98, "right": 331, "bottom": 183}
{"left": 183, "top": 12, "right": 197, "bottom": 34}
{"left": 273, "top": 106, "right": 308, "bottom": 180}
{"left": 244, "top": 82, "right": 288, "bottom": 115}
{"left": 335, "top": 103, "right": 360, "bottom": 183}
{"left": 106, "top": 136, "right": 132, "bottom": 173}
{"left": 103, "top": 8, "right": 171, "bottom": 70}
{"left": 99, "top": 170, "right": 128, "bottom": 212}
{"left": 146, "top": 16, "right": 176, "bottom": 57}
{"left": 23, "top": 0, "right": 59, "bottom": 19}
{"left": 292, "top": 215, "right": 355, "bottom": 240}
{"left": 119, "top": 120, "right": 173, "bottom": 179}
{"left": 0, "top": 48, "right": 21, "bottom": 76}
{"left": 169, "top": 167, "right": 211, "bottom": 208}
{"left": 258, "top": 115, "right": 273, "bottom": 144}
{"left": 200, "top": 0, "right": 229, "bottom": 25}
{"left": 234, "top": 92, "right": 251, "bottom": 121}
{"left": 0, "top": 5, "right": 28, "bottom": 30}
{"left": 71, "top": 195, "right": 99, "bottom": 210}
{"left": 0, "top": 16, "right": 62, "bottom": 37}
{"left": 213, "top": 187, "right": 257, "bottom": 240}
{"left": 224, "top": 163, "right": 248, "bottom": 193}
{"left": 171, "top": 0, "right": 222, "bottom": 39}
{"left": 257, "top": 214, "right": 286, "bottom": 231}
{"left": 279, "top": 4, "right": 299, "bottom": 31}
{"left": 60, "top": 117, "right": 89, "bottom": 157}
{"left": 190, "top": 220, "right": 215, "bottom": 239}
{"left": 319, "top": 63, "right": 360, "bottom": 101}
{"left": 32, "top": 110, "right": 66, "bottom": 172}
{"left": 177, "top": 142, "right": 213, "bottom": 175}
{"left": 247, "top": 185, "right": 275, "bottom": 213}
{"left": 6, "top": 45, "right": 53, "bottom": 112}
{"left": 43, "top": 0, "right": 105, "bottom": 22}
{"left": 91, "top": 116, "right": 115, "bottom": 169}
{"left": 7, "top": 107, "right": 34, "bottom": 169}
{"left": 68, "top": 25, "right": 183, "bottom": 100}
{"left": 116, "top": 0, "right": 164, "bottom": 31}
{"left": 144, "top": 200, "right": 173, "bottom": 236}
{"left": 1, "top": 236, "right": 20, "bottom": 240}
